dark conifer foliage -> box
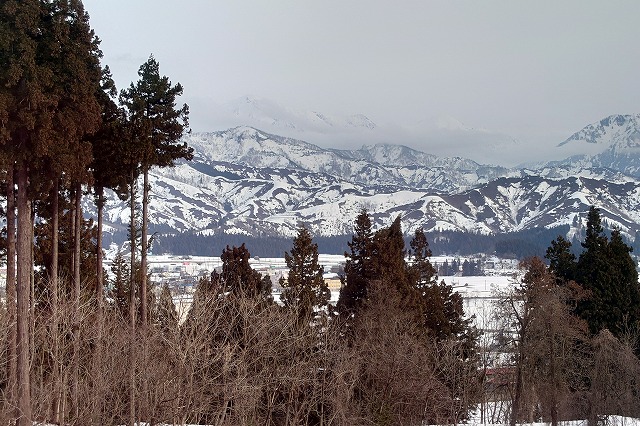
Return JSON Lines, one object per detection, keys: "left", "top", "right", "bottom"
{"left": 0, "top": 2, "right": 104, "bottom": 422}
{"left": 155, "top": 284, "right": 178, "bottom": 333}
{"left": 119, "top": 55, "right": 192, "bottom": 170}
{"left": 541, "top": 206, "right": 640, "bottom": 341}
{"left": 279, "top": 226, "right": 330, "bottom": 324}
{"left": 408, "top": 227, "right": 437, "bottom": 288}
{"left": 545, "top": 235, "right": 577, "bottom": 284}
{"left": 371, "top": 215, "right": 408, "bottom": 294}
{"left": 214, "top": 243, "right": 269, "bottom": 298}
{"left": 120, "top": 55, "right": 192, "bottom": 325}
{"left": 337, "top": 208, "right": 376, "bottom": 319}
{"left": 109, "top": 250, "right": 131, "bottom": 316}
{"left": 406, "top": 227, "right": 477, "bottom": 347}
{"left": 575, "top": 207, "right": 639, "bottom": 337}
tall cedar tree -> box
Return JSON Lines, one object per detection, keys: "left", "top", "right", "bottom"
{"left": 545, "top": 235, "right": 577, "bottom": 284}
{"left": 576, "top": 206, "right": 640, "bottom": 337}
{"left": 338, "top": 208, "right": 375, "bottom": 316}
{"left": 85, "top": 66, "right": 130, "bottom": 424}
{"left": 371, "top": 215, "right": 408, "bottom": 293}
{"left": 214, "top": 244, "right": 268, "bottom": 298}
{"left": 0, "top": 1, "right": 102, "bottom": 423}
{"left": 279, "top": 226, "right": 330, "bottom": 324}
{"left": 408, "top": 227, "right": 438, "bottom": 291}
{"left": 120, "top": 55, "right": 192, "bottom": 326}
{"left": 87, "top": 65, "right": 129, "bottom": 305}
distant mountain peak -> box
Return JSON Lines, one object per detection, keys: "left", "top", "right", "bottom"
{"left": 223, "top": 95, "right": 377, "bottom": 136}
{"left": 559, "top": 113, "right": 640, "bottom": 150}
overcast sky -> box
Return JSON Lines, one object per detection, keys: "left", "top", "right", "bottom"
{"left": 81, "top": 1, "right": 640, "bottom": 166}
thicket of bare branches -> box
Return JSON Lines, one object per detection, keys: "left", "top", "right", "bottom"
{"left": 0, "top": 275, "right": 479, "bottom": 425}
{"left": 2, "top": 257, "right": 640, "bottom": 424}
{"left": 490, "top": 257, "right": 640, "bottom": 426}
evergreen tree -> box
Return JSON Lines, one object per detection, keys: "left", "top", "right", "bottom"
{"left": 603, "top": 229, "right": 640, "bottom": 336}
{"left": 408, "top": 227, "right": 438, "bottom": 290}
{"left": 451, "top": 258, "right": 460, "bottom": 275}
{"left": 575, "top": 206, "right": 640, "bottom": 338}
{"left": 217, "top": 244, "right": 266, "bottom": 298}
{"left": 120, "top": 55, "right": 192, "bottom": 325}
{"left": 88, "top": 65, "right": 129, "bottom": 306}
{"left": 407, "top": 228, "right": 475, "bottom": 345}
{"left": 462, "top": 259, "right": 472, "bottom": 276}
{"left": 260, "top": 274, "right": 274, "bottom": 304}
{"left": 371, "top": 215, "right": 408, "bottom": 294}
{"left": 337, "top": 208, "right": 375, "bottom": 316}
{"left": 109, "top": 250, "right": 131, "bottom": 316}
{"left": 0, "top": 2, "right": 103, "bottom": 421}
{"left": 279, "top": 226, "right": 330, "bottom": 324}
{"left": 545, "top": 235, "right": 576, "bottom": 283}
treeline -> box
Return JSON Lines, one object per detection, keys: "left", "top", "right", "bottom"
{"left": 150, "top": 225, "right": 572, "bottom": 259}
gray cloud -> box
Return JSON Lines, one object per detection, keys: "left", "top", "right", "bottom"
{"left": 83, "top": 0, "right": 640, "bottom": 166}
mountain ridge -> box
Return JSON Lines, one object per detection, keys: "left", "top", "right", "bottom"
{"left": 92, "top": 114, "right": 640, "bottom": 250}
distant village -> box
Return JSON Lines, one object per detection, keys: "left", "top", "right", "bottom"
{"left": 114, "top": 253, "right": 522, "bottom": 324}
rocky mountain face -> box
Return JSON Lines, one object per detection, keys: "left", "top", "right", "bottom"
{"left": 95, "top": 114, "right": 640, "bottom": 246}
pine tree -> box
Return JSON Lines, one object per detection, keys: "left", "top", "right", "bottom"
{"left": 120, "top": 55, "right": 192, "bottom": 325}
{"left": 279, "top": 226, "right": 330, "bottom": 324}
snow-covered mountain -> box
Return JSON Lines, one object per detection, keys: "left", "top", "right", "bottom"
{"left": 92, "top": 113, "right": 640, "bottom": 248}
{"left": 183, "top": 127, "right": 508, "bottom": 193}
{"left": 560, "top": 114, "right": 640, "bottom": 150}
{"left": 540, "top": 114, "right": 640, "bottom": 177}
{"left": 209, "top": 96, "right": 529, "bottom": 166}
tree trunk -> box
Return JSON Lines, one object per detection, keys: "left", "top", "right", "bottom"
{"left": 92, "top": 187, "right": 105, "bottom": 425}
{"left": 50, "top": 177, "right": 63, "bottom": 424}
{"left": 48, "top": 177, "right": 61, "bottom": 423}
{"left": 74, "top": 181, "right": 82, "bottom": 301}
{"left": 5, "top": 163, "right": 17, "bottom": 417}
{"left": 141, "top": 168, "right": 149, "bottom": 326}
{"left": 16, "top": 161, "right": 32, "bottom": 426}
{"left": 129, "top": 171, "right": 137, "bottom": 426}
{"left": 510, "top": 344, "right": 524, "bottom": 426}
{"left": 96, "top": 188, "right": 104, "bottom": 303}
{"left": 71, "top": 181, "right": 82, "bottom": 421}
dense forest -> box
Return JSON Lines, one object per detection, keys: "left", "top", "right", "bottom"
{"left": 150, "top": 225, "right": 574, "bottom": 259}
{"left": 1, "top": 1, "right": 640, "bottom": 425}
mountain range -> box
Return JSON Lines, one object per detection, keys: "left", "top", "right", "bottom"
{"left": 93, "top": 112, "right": 640, "bottom": 253}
